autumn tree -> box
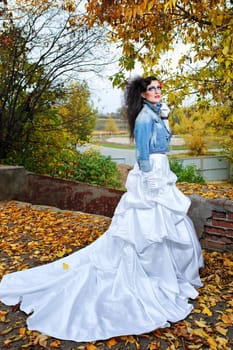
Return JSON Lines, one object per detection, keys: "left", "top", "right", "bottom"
{"left": 9, "top": 108, "right": 76, "bottom": 175}
{"left": 0, "top": 0, "right": 110, "bottom": 160}
{"left": 86, "top": 0, "right": 233, "bottom": 158}
{"left": 171, "top": 105, "right": 209, "bottom": 155}
{"left": 104, "top": 115, "right": 119, "bottom": 134}
{"left": 57, "top": 82, "right": 97, "bottom": 144}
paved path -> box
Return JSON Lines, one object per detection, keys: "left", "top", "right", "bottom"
{"left": 100, "top": 146, "right": 136, "bottom": 166}
{"left": 100, "top": 136, "right": 186, "bottom": 166}
{"left": 99, "top": 146, "right": 190, "bottom": 166}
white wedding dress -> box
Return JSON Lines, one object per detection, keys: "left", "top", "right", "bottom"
{"left": 0, "top": 154, "right": 203, "bottom": 342}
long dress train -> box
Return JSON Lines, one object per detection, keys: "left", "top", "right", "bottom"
{"left": 0, "top": 154, "right": 203, "bottom": 342}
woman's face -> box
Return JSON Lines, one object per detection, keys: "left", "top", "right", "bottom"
{"left": 141, "top": 80, "right": 162, "bottom": 104}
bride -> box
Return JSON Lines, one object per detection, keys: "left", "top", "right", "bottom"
{"left": 0, "top": 75, "right": 203, "bottom": 342}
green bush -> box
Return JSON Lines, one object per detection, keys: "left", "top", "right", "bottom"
{"left": 49, "top": 149, "right": 122, "bottom": 189}
{"left": 169, "top": 158, "right": 206, "bottom": 184}
{"left": 60, "top": 150, "right": 121, "bottom": 188}
{"left": 2, "top": 147, "right": 122, "bottom": 189}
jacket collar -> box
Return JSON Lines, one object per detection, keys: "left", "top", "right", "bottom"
{"left": 143, "top": 100, "right": 161, "bottom": 121}
{"left": 143, "top": 100, "right": 161, "bottom": 114}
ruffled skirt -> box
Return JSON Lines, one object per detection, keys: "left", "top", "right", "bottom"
{"left": 0, "top": 154, "right": 203, "bottom": 342}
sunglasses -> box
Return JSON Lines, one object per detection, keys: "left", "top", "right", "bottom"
{"left": 147, "top": 85, "right": 162, "bottom": 91}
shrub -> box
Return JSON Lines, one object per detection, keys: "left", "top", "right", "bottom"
{"left": 2, "top": 146, "right": 122, "bottom": 189}
{"left": 184, "top": 134, "right": 207, "bottom": 156}
{"left": 50, "top": 149, "right": 122, "bottom": 189}
{"left": 169, "top": 158, "right": 206, "bottom": 184}
{"left": 73, "top": 150, "right": 122, "bottom": 188}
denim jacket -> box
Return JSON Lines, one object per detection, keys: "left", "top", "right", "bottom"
{"left": 134, "top": 102, "right": 172, "bottom": 172}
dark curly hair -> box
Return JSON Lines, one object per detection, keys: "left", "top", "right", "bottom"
{"left": 123, "top": 75, "right": 161, "bottom": 138}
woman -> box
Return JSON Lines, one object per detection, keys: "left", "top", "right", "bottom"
{"left": 0, "top": 75, "right": 203, "bottom": 342}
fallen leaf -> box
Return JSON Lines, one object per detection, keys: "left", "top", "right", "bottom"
{"left": 50, "top": 339, "right": 61, "bottom": 348}
{"left": 57, "top": 250, "right": 66, "bottom": 258}
{"left": 63, "top": 262, "right": 69, "bottom": 270}
{"left": 148, "top": 341, "right": 161, "bottom": 350}
{"left": 86, "top": 343, "right": 97, "bottom": 350}
{"left": 201, "top": 306, "right": 212, "bottom": 316}
{"left": 0, "top": 326, "right": 13, "bottom": 335}
{"left": 207, "top": 337, "right": 218, "bottom": 349}
{"left": 33, "top": 333, "right": 48, "bottom": 348}
{"left": 221, "top": 314, "right": 233, "bottom": 324}
{"left": 3, "top": 338, "right": 12, "bottom": 347}
{"left": 106, "top": 338, "right": 117, "bottom": 347}
{"left": 194, "top": 320, "right": 207, "bottom": 328}
{"left": 192, "top": 328, "right": 209, "bottom": 338}
{"left": 19, "top": 327, "right": 27, "bottom": 336}
{"left": 215, "top": 325, "right": 228, "bottom": 336}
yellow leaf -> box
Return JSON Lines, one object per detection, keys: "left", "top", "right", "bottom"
{"left": 194, "top": 320, "right": 207, "bottom": 328}
{"left": 19, "top": 327, "right": 26, "bottom": 336}
{"left": 86, "top": 344, "right": 97, "bottom": 350}
{"left": 216, "top": 336, "right": 228, "bottom": 347}
{"left": 223, "top": 45, "right": 229, "bottom": 56}
{"left": 33, "top": 334, "right": 48, "bottom": 348}
{"left": 193, "top": 328, "right": 209, "bottom": 338}
{"left": 215, "top": 274, "right": 221, "bottom": 284}
{"left": 148, "top": 341, "right": 161, "bottom": 350}
{"left": 221, "top": 313, "right": 233, "bottom": 324}
{"left": 207, "top": 337, "right": 217, "bottom": 349}
{"left": 192, "top": 308, "right": 201, "bottom": 313}
{"left": 216, "top": 325, "right": 228, "bottom": 336}
{"left": 57, "top": 250, "right": 65, "bottom": 258}
{"left": 225, "top": 306, "right": 233, "bottom": 312}
{"left": 202, "top": 306, "right": 212, "bottom": 316}
{"left": 164, "top": 0, "right": 177, "bottom": 12}
{"left": 224, "top": 258, "right": 233, "bottom": 267}
{"left": 107, "top": 338, "right": 117, "bottom": 347}
{"left": 121, "top": 335, "right": 138, "bottom": 344}
{"left": 63, "top": 262, "right": 69, "bottom": 270}
{"left": 147, "top": 1, "right": 154, "bottom": 11}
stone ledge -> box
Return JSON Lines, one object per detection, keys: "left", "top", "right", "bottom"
{"left": 0, "top": 166, "right": 28, "bottom": 200}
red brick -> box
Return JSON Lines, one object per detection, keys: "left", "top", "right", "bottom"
{"left": 228, "top": 211, "right": 233, "bottom": 220}
{"left": 225, "top": 229, "right": 233, "bottom": 236}
{"left": 212, "top": 210, "right": 226, "bottom": 219}
{"left": 204, "top": 233, "right": 233, "bottom": 244}
{"left": 221, "top": 236, "right": 233, "bottom": 243}
{"left": 200, "top": 238, "right": 226, "bottom": 251}
{"left": 204, "top": 225, "right": 226, "bottom": 235}
{"left": 212, "top": 219, "right": 233, "bottom": 229}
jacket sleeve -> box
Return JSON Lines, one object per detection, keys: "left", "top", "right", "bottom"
{"left": 134, "top": 114, "right": 152, "bottom": 172}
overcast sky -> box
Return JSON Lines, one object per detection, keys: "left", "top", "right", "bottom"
{"left": 90, "top": 77, "right": 123, "bottom": 114}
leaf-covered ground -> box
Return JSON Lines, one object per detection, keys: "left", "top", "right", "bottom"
{"left": 177, "top": 182, "right": 233, "bottom": 201}
{"left": 0, "top": 201, "right": 232, "bottom": 350}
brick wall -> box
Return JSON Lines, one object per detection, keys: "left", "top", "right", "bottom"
{"left": 201, "top": 209, "right": 233, "bottom": 251}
